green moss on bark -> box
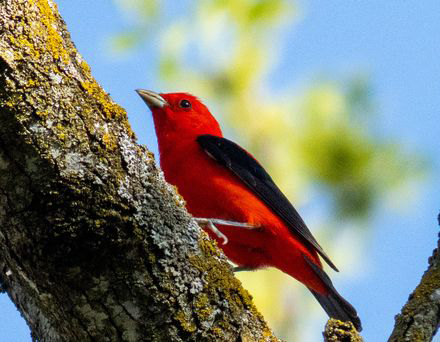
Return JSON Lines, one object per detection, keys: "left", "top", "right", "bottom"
{"left": 0, "top": 0, "right": 279, "bottom": 341}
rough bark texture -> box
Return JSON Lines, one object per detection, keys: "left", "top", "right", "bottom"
{"left": 0, "top": 0, "right": 278, "bottom": 341}
{"left": 388, "top": 214, "right": 440, "bottom": 342}
{"left": 323, "top": 319, "right": 363, "bottom": 342}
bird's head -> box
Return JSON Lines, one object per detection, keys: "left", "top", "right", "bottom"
{"left": 136, "top": 90, "right": 222, "bottom": 142}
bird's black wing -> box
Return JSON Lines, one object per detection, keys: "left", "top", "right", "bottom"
{"left": 197, "top": 134, "right": 338, "bottom": 271}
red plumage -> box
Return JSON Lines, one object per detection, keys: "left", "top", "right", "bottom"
{"left": 137, "top": 90, "right": 361, "bottom": 331}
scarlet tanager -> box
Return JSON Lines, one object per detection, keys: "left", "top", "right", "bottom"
{"left": 137, "top": 89, "right": 361, "bottom": 331}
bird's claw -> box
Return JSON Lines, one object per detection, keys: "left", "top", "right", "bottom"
{"left": 194, "top": 218, "right": 256, "bottom": 245}
{"left": 194, "top": 218, "right": 228, "bottom": 244}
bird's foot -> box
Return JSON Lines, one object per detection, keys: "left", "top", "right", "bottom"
{"left": 194, "top": 218, "right": 256, "bottom": 245}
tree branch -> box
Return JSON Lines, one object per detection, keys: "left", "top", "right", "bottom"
{"left": 388, "top": 214, "right": 440, "bottom": 341}
{"left": 0, "top": 0, "right": 277, "bottom": 340}
{"left": 323, "top": 319, "right": 363, "bottom": 342}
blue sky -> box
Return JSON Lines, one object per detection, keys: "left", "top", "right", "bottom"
{"left": 1, "top": 1, "right": 439, "bottom": 341}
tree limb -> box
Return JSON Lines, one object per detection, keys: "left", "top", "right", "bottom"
{"left": 323, "top": 319, "right": 363, "bottom": 342}
{"left": 0, "top": 0, "right": 277, "bottom": 340}
{"left": 388, "top": 214, "right": 440, "bottom": 341}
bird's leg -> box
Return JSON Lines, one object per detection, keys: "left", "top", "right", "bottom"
{"left": 195, "top": 218, "right": 229, "bottom": 245}
{"left": 232, "top": 266, "right": 256, "bottom": 272}
{"left": 194, "top": 218, "right": 256, "bottom": 245}
{"left": 196, "top": 218, "right": 256, "bottom": 229}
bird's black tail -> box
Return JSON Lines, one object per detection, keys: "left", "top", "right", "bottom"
{"left": 305, "top": 256, "right": 362, "bottom": 331}
{"left": 309, "top": 288, "right": 362, "bottom": 331}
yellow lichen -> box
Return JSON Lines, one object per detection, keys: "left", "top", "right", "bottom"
{"left": 210, "top": 327, "right": 223, "bottom": 338}
{"left": 27, "top": 79, "right": 38, "bottom": 87}
{"left": 3, "top": 93, "right": 22, "bottom": 108}
{"left": 81, "top": 81, "right": 127, "bottom": 120}
{"left": 146, "top": 150, "right": 155, "bottom": 160}
{"left": 198, "top": 234, "right": 221, "bottom": 258}
{"left": 55, "top": 123, "right": 66, "bottom": 140}
{"left": 401, "top": 264, "right": 440, "bottom": 318}
{"left": 261, "top": 327, "right": 275, "bottom": 340}
{"left": 186, "top": 234, "right": 278, "bottom": 340}
{"left": 9, "top": 34, "right": 40, "bottom": 59}
{"left": 174, "top": 310, "right": 197, "bottom": 333}
{"left": 191, "top": 237, "right": 258, "bottom": 311}
{"left": 80, "top": 80, "right": 135, "bottom": 137}
{"left": 324, "top": 319, "right": 362, "bottom": 342}
{"left": 194, "top": 293, "right": 213, "bottom": 321}
{"left": 80, "top": 60, "right": 92, "bottom": 78}
{"left": 102, "top": 132, "right": 118, "bottom": 151}
{"left": 29, "top": 0, "right": 70, "bottom": 64}
{"left": 35, "top": 110, "right": 48, "bottom": 118}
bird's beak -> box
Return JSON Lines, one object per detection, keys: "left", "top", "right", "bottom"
{"left": 136, "top": 89, "right": 168, "bottom": 109}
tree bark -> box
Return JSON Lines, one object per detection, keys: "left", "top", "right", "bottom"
{"left": 323, "top": 319, "right": 363, "bottom": 342}
{"left": 388, "top": 214, "right": 440, "bottom": 341}
{"left": 0, "top": 0, "right": 278, "bottom": 340}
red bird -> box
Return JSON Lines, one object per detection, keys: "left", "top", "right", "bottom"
{"left": 137, "top": 89, "right": 361, "bottom": 331}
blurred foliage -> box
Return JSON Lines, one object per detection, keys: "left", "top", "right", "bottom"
{"left": 297, "top": 79, "right": 425, "bottom": 219}
{"left": 112, "top": 0, "right": 426, "bottom": 340}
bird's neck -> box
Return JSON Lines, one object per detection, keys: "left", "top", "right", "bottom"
{"left": 156, "top": 130, "right": 219, "bottom": 159}
{"left": 157, "top": 133, "right": 202, "bottom": 186}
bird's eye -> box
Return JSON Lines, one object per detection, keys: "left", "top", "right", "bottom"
{"left": 179, "top": 99, "right": 192, "bottom": 109}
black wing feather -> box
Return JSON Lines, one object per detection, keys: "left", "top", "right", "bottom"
{"left": 197, "top": 134, "right": 338, "bottom": 271}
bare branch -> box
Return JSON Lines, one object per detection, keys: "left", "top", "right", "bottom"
{"left": 388, "top": 214, "right": 440, "bottom": 341}
{"left": 323, "top": 319, "right": 363, "bottom": 342}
